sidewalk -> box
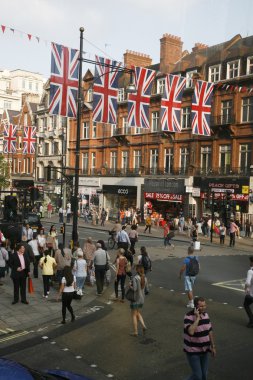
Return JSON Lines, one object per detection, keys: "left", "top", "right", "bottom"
{"left": 42, "top": 214, "right": 253, "bottom": 251}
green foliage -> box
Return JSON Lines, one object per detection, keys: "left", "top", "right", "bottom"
{"left": 0, "top": 155, "right": 10, "bottom": 189}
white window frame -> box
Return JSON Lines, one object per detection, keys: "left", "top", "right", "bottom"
{"left": 91, "top": 152, "right": 96, "bottom": 173}
{"left": 150, "top": 148, "right": 158, "bottom": 174}
{"left": 181, "top": 107, "right": 191, "bottom": 129}
{"left": 82, "top": 122, "right": 90, "bottom": 139}
{"left": 82, "top": 152, "right": 88, "bottom": 173}
{"left": 122, "top": 117, "right": 131, "bottom": 135}
{"left": 186, "top": 70, "right": 197, "bottom": 88}
{"left": 118, "top": 88, "right": 125, "bottom": 102}
{"left": 133, "top": 150, "right": 142, "bottom": 171}
{"left": 111, "top": 124, "right": 117, "bottom": 136}
{"left": 151, "top": 111, "right": 159, "bottom": 132}
{"left": 92, "top": 122, "right": 97, "bottom": 138}
{"left": 121, "top": 151, "right": 129, "bottom": 172}
{"left": 246, "top": 56, "right": 253, "bottom": 75}
{"left": 239, "top": 144, "right": 251, "bottom": 171}
{"left": 221, "top": 100, "right": 233, "bottom": 124}
{"left": 200, "top": 146, "right": 211, "bottom": 173}
{"left": 164, "top": 148, "right": 173, "bottom": 174}
{"left": 86, "top": 88, "right": 93, "bottom": 102}
{"left": 180, "top": 147, "right": 189, "bottom": 173}
{"left": 3, "top": 100, "right": 11, "bottom": 110}
{"left": 110, "top": 151, "right": 117, "bottom": 173}
{"left": 208, "top": 64, "right": 221, "bottom": 82}
{"left": 219, "top": 145, "right": 231, "bottom": 174}
{"left": 242, "top": 97, "right": 253, "bottom": 122}
{"left": 157, "top": 78, "right": 166, "bottom": 95}
{"left": 227, "top": 60, "right": 240, "bottom": 79}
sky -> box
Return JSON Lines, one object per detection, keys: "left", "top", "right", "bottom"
{"left": 1, "top": 0, "right": 253, "bottom": 79}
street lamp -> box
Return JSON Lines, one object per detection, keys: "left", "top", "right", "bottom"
{"left": 71, "top": 27, "right": 136, "bottom": 243}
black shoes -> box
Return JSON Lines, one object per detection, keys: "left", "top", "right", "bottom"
{"left": 12, "top": 301, "right": 18, "bottom": 305}
{"left": 21, "top": 300, "right": 29, "bottom": 304}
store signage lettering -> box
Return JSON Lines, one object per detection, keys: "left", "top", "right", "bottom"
{"left": 209, "top": 182, "right": 239, "bottom": 189}
{"left": 201, "top": 192, "right": 249, "bottom": 201}
{"left": 144, "top": 192, "right": 183, "bottom": 201}
{"left": 118, "top": 188, "right": 128, "bottom": 195}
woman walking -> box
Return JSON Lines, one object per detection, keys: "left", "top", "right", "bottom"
{"left": 47, "top": 225, "right": 58, "bottom": 255}
{"left": 39, "top": 250, "right": 57, "bottom": 298}
{"left": 128, "top": 224, "right": 138, "bottom": 255}
{"left": 129, "top": 264, "right": 147, "bottom": 337}
{"left": 58, "top": 266, "right": 76, "bottom": 324}
{"left": 73, "top": 251, "right": 87, "bottom": 296}
{"left": 114, "top": 248, "right": 128, "bottom": 302}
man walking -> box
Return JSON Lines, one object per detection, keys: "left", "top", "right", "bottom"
{"left": 116, "top": 225, "right": 130, "bottom": 253}
{"left": 184, "top": 297, "right": 216, "bottom": 379}
{"left": 179, "top": 246, "right": 200, "bottom": 308}
{"left": 243, "top": 256, "right": 253, "bottom": 328}
{"left": 229, "top": 219, "right": 239, "bottom": 247}
{"left": 93, "top": 243, "right": 108, "bottom": 296}
{"left": 9, "top": 243, "right": 30, "bottom": 304}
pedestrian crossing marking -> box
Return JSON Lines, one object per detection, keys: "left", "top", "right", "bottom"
{"left": 212, "top": 279, "right": 245, "bottom": 292}
{"left": 0, "top": 330, "right": 29, "bottom": 343}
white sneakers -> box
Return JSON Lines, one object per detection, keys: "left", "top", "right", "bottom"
{"left": 187, "top": 301, "right": 194, "bottom": 308}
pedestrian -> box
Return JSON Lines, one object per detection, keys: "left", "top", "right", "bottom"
{"left": 47, "top": 225, "right": 58, "bottom": 253}
{"left": 47, "top": 203, "right": 53, "bottom": 218}
{"left": 128, "top": 224, "right": 138, "bottom": 254}
{"left": 243, "top": 256, "right": 253, "bottom": 328}
{"left": 66, "top": 205, "right": 71, "bottom": 223}
{"left": 59, "top": 206, "right": 64, "bottom": 223}
{"left": 179, "top": 246, "right": 200, "bottom": 308}
{"left": 139, "top": 246, "right": 152, "bottom": 294}
{"left": 93, "top": 242, "right": 108, "bottom": 296}
{"left": 83, "top": 237, "right": 96, "bottom": 274}
{"left": 114, "top": 248, "right": 128, "bottom": 302}
{"left": 54, "top": 243, "right": 71, "bottom": 285}
{"left": 129, "top": 264, "right": 147, "bottom": 337}
{"left": 73, "top": 251, "right": 87, "bottom": 296}
{"left": 163, "top": 222, "right": 175, "bottom": 249}
{"left": 58, "top": 266, "right": 76, "bottom": 324}
{"left": 39, "top": 250, "right": 57, "bottom": 298}
{"left": 116, "top": 225, "right": 130, "bottom": 254}
{"left": 245, "top": 220, "right": 251, "bottom": 238}
{"left": 37, "top": 228, "right": 46, "bottom": 255}
{"left": 219, "top": 223, "right": 226, "bottom": 245}
{"left": 28, "top": 232, "right": 40, "bottom": 278}
{"left": 100, "top": 208, "right": 107, "bottom": 226}
{"left": 39, "top": 204, "right": 44, "bottom": 218}
{"left": 184, "top": 297, "right": 216, "bottom": 379}
{"left": 229, "top": 219, "right": 239, "bottom": 247}
{"left": 22, "top": 223, "right": 33, "bottom": 242}
{"left": 21, "top": 235, "right": 34, "bottom": 267}
{"left": 9, "top": 243, "right": 30, "bottom": 305}
{"left": 144, "top": 215, "right": 152, "bottom": 234}
{"left": 0, "top": 243, "right": 9, "bottom": 285}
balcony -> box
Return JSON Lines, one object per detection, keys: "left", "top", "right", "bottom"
{"left": 112, "top": 128, "right": 130, "bottom": 145}
{"left": 195, "top": 166, "right": 251, "bottom": 176}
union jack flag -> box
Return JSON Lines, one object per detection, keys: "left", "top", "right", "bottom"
{"left": 128, "top": 66, "right": 155, "bottom": 128}
{"left": 49, "top": 42, "right": 79, "bottom": 118}
{"left": 191, "top": 80, "right": 214, "bottom": 136}
{"left": 23, "top": 126, "right": 36, "bottom": 154}
{"left": 3, "top": 123, "right": 17, "bottom": 153}
{"left": 161, "top": 74, "right": 186, "bottom": 132}
{"left": 92, "top": 55, "right": 122, "bottom": 124}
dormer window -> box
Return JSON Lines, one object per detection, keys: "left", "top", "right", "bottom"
{"left": 157, "top": 78, "right": 165, "bottom": 95}
{"left": 227, "top": 60, "right": 240, "bottom": 79}
{"left": 118, "top": 88, "right": 125, "bottom": 102}
{"left": 246, "top": 57, "right": 253, "bottom": 75}
{"left": 208, "top": 65, "right": 221, "bottom": 82}
{"left": 186, "top": 70, "right": 197, "bottom": 88}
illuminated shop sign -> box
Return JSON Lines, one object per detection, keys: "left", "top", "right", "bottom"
{"left": 144, "top": 192, "right": 183, "bottom": 202}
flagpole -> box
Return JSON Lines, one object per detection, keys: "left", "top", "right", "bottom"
{"left": 72, "top": 27, "right": 84, "bottom": 243}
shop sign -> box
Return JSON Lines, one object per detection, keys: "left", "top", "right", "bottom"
{"left": 242, "top": 186, "right": 249, "bottom": 194}
{"left": 103, "top": 185, "right": 137, "bottom": 195}
{"left": 77, "top": 178, "right": 100, "bottom": 187}
{"left": 200, "top": 192, "right": 249, "bottom": 201}
{"left": 192, "top": 188, "right": 200, "bottom": 197}
{"left": 144, "top": 178, "right": 184, "bottom": 193}
{"left": 144, "top": 192, "right": 183, "bottom": 202}
{"left": 194, "top": 177, "right": 249, "bottom": 194}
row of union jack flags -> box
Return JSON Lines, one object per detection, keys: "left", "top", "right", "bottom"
{"left": 48, "top": 43, "right": 214, "bottom": 136}
{"left": 2, "top": 123, "right": 36, "bottom": 154}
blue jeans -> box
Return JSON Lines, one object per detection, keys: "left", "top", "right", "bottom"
{"left": 186, "top": 352, "right": 209, "bottom": 380}
{"left": 76, "top": 276, "right": 86, "bottom": 290}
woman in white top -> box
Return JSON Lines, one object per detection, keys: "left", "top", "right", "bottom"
{"left": 28, "top": 232, "right": 40, "bottom": 278}
{"left": 37, "top": 229, "right": 46, "bottom": 254}
{"left": 0, "top": 243, "right": 9, "bottom": 284}
{"left": 58, "top": 266, "right": 76, "bottom": 324}
{"left": 39, "top": 250, "right": 57, "bottom": 298}
{"left": 73, "top": 251, "right": 87, "bottom": 295}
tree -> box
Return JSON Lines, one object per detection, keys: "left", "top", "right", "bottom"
{"left": 0, "top": 155, "right": 10, "bottom": 189}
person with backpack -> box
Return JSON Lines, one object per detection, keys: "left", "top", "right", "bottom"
{"left": 179, "top": 246, "right": 200, "bottom": 308}
{"left": 139, "top": 246, "right": 152, "bottom": 294}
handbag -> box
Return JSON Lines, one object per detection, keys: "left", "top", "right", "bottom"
{"left": 28, "top": 277, "right": 34, "bottom": 294}
{"left": 125, "top": 287, "right": 137, "bottom": 302}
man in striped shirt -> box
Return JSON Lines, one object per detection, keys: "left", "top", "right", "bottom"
{"left": 184, "top": 297, "right": 216, "bottom": 379}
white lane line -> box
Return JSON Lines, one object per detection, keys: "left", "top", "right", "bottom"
{"left": 0, "top": 330, "right": 29, "bottom": 343}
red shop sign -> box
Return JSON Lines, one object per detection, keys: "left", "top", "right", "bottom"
{"left": 144, "top": 192, "right": 183, "bottom": 202}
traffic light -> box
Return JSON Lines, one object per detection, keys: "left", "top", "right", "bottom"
{"left": 60, "top": 225, "right": 65, "bottom": 234}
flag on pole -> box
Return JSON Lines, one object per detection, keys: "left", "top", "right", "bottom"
{"left": 3, "top": 123, "right": 17, "bottom": 153}
{"left": 23, "top": 126, "right": 36, "bottom": 154}
{"left": 191, "top": 80, "right": 214, "bottom": 136}
{"left": 49, "top": 43, "right": 79, "bottom": 118}
{"left": 160, "top": 74, "right": 186, "bottom": 132}
{"left": 92, "top": 55, "right": 122, "bottom": 124}
{"left": 128, "top": 66, "right": 155, "bottom": 128}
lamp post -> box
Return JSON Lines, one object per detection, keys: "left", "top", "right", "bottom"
{"left": 72, "top": 27, "right": 84, "bottom": 243}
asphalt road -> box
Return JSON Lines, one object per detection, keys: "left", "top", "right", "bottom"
{"left": 2, "top": 228, "right": 252, "bottom": 380}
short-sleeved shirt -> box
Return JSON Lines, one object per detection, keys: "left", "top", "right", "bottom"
{"left": 62, "top": 275, "right": 76, "bottom": 293}
{"left": 183, "top": 256, "right": 199, "bottom": 276}
{"left": 245, "top": 268, "right": 253, "bottom": 297}
{"left": 40, "top": 256, "right": 56, "bottom": 275}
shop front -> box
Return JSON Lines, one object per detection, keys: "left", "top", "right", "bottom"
{"left": 78, "top": 177, "right": 101, "bottom": 213}
{"left": 194, "top": 177, "right": 250, "bottom": 224}
{"left": 103, "top": 185, "right": 137, "bottom": 220}
{"left": 143, "top": 178, "right": 185, "bottom": 220}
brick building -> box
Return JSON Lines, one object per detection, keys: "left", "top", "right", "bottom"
{"left": 69, "top": 33, "right": 253, "bottom": 223}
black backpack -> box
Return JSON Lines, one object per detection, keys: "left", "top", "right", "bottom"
{"left": 187, "top": 256, "right": 199, "bottom": 276}
{"left": 141, "top": 255, "right": 152, "bottom": 271}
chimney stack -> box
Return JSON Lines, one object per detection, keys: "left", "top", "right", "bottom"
{"left": 160, "top": 33, "right": 183, "bottom": 73}
{"left": 124, "top": 50, "right": 152, "bottom": 68}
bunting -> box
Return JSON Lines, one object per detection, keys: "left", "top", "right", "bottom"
{"left": 23, "top": 126, "right": 36, "bottom": 154}
{"left": 3, "top": 123, "right": 17, "bottom": 153}
{"left": 92, "top": 55, "right": 122, "bottom": 124}
{"left": 128, "top": 66, "right": 155, "bottom": 128}
{"left": 160, "top": 74, "right": 186, "bottom": 132}
{"left": 191, "top": 80, "right": 214, "bottom": 136}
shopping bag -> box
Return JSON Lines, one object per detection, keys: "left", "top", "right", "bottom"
{"left": 28, "top": 277, "right": 34, "bottom": 294}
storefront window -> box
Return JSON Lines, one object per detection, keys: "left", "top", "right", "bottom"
{"left": 164, "top": 148, "right": 173, "bottom": 173}
{"left": 219, "top": 145, "right": 231, "bottom": 174}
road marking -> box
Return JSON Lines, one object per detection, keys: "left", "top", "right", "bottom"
{"left": 0, "top": 330, "right": 29, "bottom": 343}
{"left": 212, "top": 279, "right": 245, "bottom": 292}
